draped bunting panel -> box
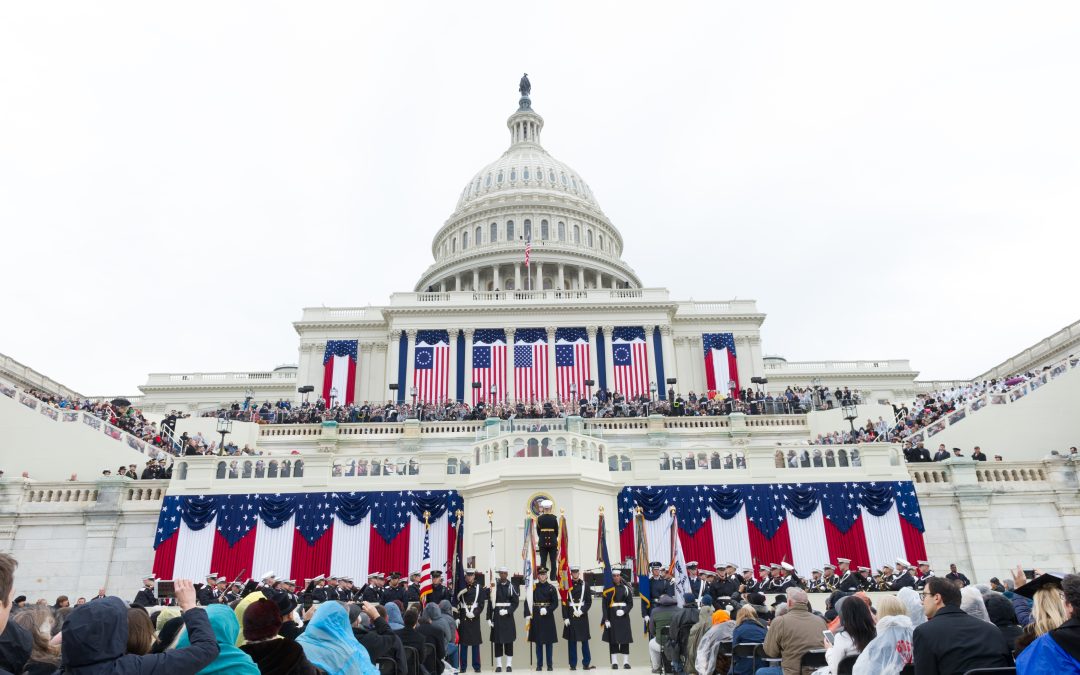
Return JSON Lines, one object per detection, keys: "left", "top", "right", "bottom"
{"left": 153, "top": 490, "right": 463, "bottom": 583}
{"left": 618, "top": 481, "right": 924, "bottom": 574}
{"left": 323, "top": 340, "right": 359, "bottom": 407}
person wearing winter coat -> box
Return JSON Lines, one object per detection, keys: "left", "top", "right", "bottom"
{"left": 239, "top": 598, "right": 322, "bottom": 675}
{"left": 852, "top": 595, "right": 912, "bottom": 675}
{"left": 683, "top": 597, "right": 716, "bottom": 675}
{"left": 729, "top": 606, "right": 767, "bottom": 675}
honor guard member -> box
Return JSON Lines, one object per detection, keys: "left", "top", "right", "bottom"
{"left": 820, "top": 565, "right": 838, "bottom": 592}
{"left": 406, "top": 572, "right": 422, "bottom": 603}
{"left": 325, "top": 576, "right": 341, "bottom": 600}
{"left": 527, "top": 567, "right": 559, "bottom": 672}
{"left": 456, "top": 568, "right": 487, "bottom": 673}
{"left": 383, "top": 572, "right": 407, "bottom": 606}
{"left": 807, "top": 569, "right": 826, "bottom": 592}
{"left": 835, "top": 559, "right": 859, "bottom": 592}
{"left": 225, "top": 581, "right": 243, "bottom": 604}
{"left": 487, "top": 567, "right": 518, "bottom": 672}
{"left": 257, "top": 571, "right": 277, "bottom": 595}
{"left": 856, "top": 566, "right": 873, "bottom": 590}
{"left": 776, "top": 562, "right": 800, "bottom": 590}
{"left": 739, "top": 568, "right": 757, "bottom": 594}
{"left": 765, "top": 564, "right": 785, "bottom": 591}
{"left": 711, "top": 564, "right": 740, "bottom": 600}
{"left": 133, "top": 574, "right": 157, "bottom": 608}
{"left": 562, "top": 565, "right": 594, "bottom": 671}
{"left": 536, "top": 501, "right": 559, "bottom": 573}
{"left": 338, "top": 577, "right": 355, "bottom": 602}
{"left": 197, "top": 574, "right": 219, "bottom": 606}
{"left": 645, "top": 562, "right": 671, "bottom": 625}
{"left": 602, "top": 566, "right": 634, "bottom": 669}
{"left": 310, "top": 576, "right": 331, "bottom": 603}
{"left": 685, "top": 563, "right": 705, "bottom": 604}
{"left": 214, "top": 578, "right": 228, "bottom": 602}
{"left": 877, "top": 564, "right": 895, "bottom": 591}
{"left": 428, "top": 570, "right": 452, "bottom": 606}
{"left": 361, "top": 573, "right": 383, "bottom": 603}
{"left": 889, "top": 559, "right": 916, "bottom": 590}
{"left": 756, "top": 565, "right": 772, "bottom": 592}
{"left": 913, "top": 561, "right": 934, "bottom": 591}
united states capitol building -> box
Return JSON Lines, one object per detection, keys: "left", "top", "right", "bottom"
{"left": 1, "top": 80, "right": 1078, "bottom": 610}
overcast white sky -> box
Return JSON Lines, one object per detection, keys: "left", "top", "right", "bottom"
{"left": 1, "top": 1, "right": 1077, "bottom": 395}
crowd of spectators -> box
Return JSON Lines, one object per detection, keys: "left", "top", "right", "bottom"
{"left": 20, "top": 388, "right": 179, "bottom": 455}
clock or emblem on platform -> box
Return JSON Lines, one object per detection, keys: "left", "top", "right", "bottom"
{"left": 527, "top": 492, "right": 555, "bottom": 517}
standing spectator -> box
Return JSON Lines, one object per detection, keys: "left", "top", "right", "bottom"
{"left": 932, "top": 445, "right": 950, "bottom": 462}
{"left": 945, "top": 564, "right": 970, "bottom": 587}
{"left": 758, "top": 587, "right": 827, "bottom": 675}
{"left": 912, "top": 577, "right": 1012, "bottom": 674}
{"left": 971, "top": 446, "right": 988, "bottom": 461}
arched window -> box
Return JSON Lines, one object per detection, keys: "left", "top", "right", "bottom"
{"left": 485, "top": 173, "right": 492, "bottom": 187}
{"left": 587, "top": 230, "right": 594, "bottom": 247}
{"left": 523, "top": 167, "right": 530, "bottom": 181}
{"left": 451, "top": 238, "right": 457, "bottom": 253}
{"left": 598, "top": 233, "right": 604, "bottom": 250}
{"left": 490, "top": 222, "right": 498, "bottom": 243}
{"left": 540, "top": 219, "right": 549, "bottom": 240}
{"left": 506, "top": 220, "right": 515, "bottom": 240}
{"left": 461, "top": 231, "right": 468, "bottom": 250}
{"left": 475, "top": 226, "right": 482, "bottom": 245}
{"left": 573, "top": 224, "right": 581, "bottom": 243}
{"left": 557, "top": 222, "right": 566, "bottom": 241}
{"left": 497, "top": 170, "right": 504, "bottom": 184}
{"left": 524, "top": 220, "right": 532, "bottom": 239}
{"left": 510, "top": 168, "right": 517, "bottom": 182}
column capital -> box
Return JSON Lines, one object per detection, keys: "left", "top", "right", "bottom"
{"left": 545, "top": 326, "right": 557, "bottom": 338}
{"left": 505, "top": 326, "right": 517, "bottom": 338}
{"left": 388, "top": 330, "right": 401, "bottom": 344}
{"left": 601, "top": 324, "right": 615, "bottom": 334}
{"left": 586, "top": 325, "right": 598, "bottom": 337}
{"left": 689, "top": 335, "right": 702, "bottom": 346}
{"left": 405, "top": 329, "right": 418, "bottom": 340}
{"left": 463, "top": 328, "right": 475, "bottom": 340}
{"left": 659, "top": 325, "right": 673, "bottom": 337}
{"left": 314, "top": 341, "right": 327, "bottom": 353}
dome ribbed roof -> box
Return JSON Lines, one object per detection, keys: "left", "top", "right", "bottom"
{"left": 454, "top": 146, "right": 601, "bottom": 214}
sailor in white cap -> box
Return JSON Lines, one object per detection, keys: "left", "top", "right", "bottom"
{"left": 913, "top": 560, "right": 935, "bottom": 591}
{"left": 820, "top": 564, "right": 838, "bottom": 592}
{"left": 488, "top": 566, "right": 518, "bottom": 672}
{"left": 685, "top": 561, "right": 706, "bottom": 603}
{"left": 836, "top": 558, "right": 859, "bottom": 592}
{"left": 807, "top": 569, "right": 826, "bottom": 593}
{"left": 257, "top": 571, "right": 277, "bottom": 595}
{"left": 197, "top": 574, "right": 219, "bottom": 606}
{"left": 133, "top": 574, "right": 157, "bottom": 608}
{"left": 888, "top": 558, "right": 916, "bottom": 590}
{"left": 536, "top": 499, "right": 559, "bottom": 576}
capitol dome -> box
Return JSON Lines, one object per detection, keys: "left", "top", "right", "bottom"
{"left": 415, "top": 81, "right": 641, "bottom": 293}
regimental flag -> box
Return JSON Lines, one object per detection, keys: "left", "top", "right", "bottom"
{"left": 472, "top": 329, "right": 507, "bottom": 405}
{"left": 668, "top": 511, "right": 690, "bottom": 607}
{"left": 633, "top": 509, "right": 652, "bottom": 628}
{"left": 151, "top": 490, "right": 463, "bottom": 590}
{"left": 414, "top": 330, "right": 450, "bottom": 404}
{"left": 521, "top": 515, "right": 537, "bottom": 621}
{"left": 557, "top": 513, "right": 571, "bottom": 602}
{"left": 514, "top": 328, "right": 549, "bottom": 403}
{"left": 703, "top": 333, "right": 740, "bottom": 399}
{"left": 611, "top": 326, "right": 649, "bottom": 399}
{"left": 597, "top": 511, "right": 614, "bottom": 596}
{"left": 323, "top": 340, "right": 359, "bottom": 407}
{"left": 419, "top": 518, "right": 433, "bottom": 604}
{"left": 555, "top": 327, "right": 591, "bottom": 402}
{"left": 451, "top": 510, "right": 465, "bottom": 594}
{"left": 614, "top": 482, "right": 927, "bottom": 582}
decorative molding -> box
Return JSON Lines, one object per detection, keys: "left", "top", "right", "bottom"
{"left": 405, "top": 329, "right": 418, "bottom": 340}
{"left": 463, "top": 328, "right": 475, "bottom": 340}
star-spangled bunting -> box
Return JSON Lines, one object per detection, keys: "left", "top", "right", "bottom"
{"left": 154, "top": 496, "right": 183, "bottom": 548}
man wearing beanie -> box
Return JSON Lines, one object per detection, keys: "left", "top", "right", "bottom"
{"left": 239, "top": 598, "right": 321, "bottom": 674}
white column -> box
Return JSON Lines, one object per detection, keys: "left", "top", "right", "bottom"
{"left": 577, "top": 267, "right": 585, "bottom": 290}
{"left": 660, "top": 325, "right": 677, "bottom": 395}
{"left": 472, "top": 269, "right": 479, "bottom": 292}
{"left": 385, "top": 332, "right": 400, "bottom": 401}
{"left": 514, "top": 265, "right": 522, "bottom": 291}
{"left": 689, "top": 335, "right": 704, "bottom": 395}
{"left": 602, "top": 325, "right": 615, "bottom": 394}
{"left": 595, "top": 270, "right": 603, "bottom": 289}
{"left": 546, "top": 326, "right": 557, "bottom": 401}
{"left": 454, "top": 274, "right": 461, "bottom": 291}
{"left": 645, "top": 325, "right": 658, "bottom": 395}
{"left": 557, "top": 264, "right": 565, "bottom": 290}
{"left": 358, "top": 343, "right": 372, "bottom": 402}
{"left": 463, "top": 328, "right": 475, "bottom": 402}
{"left": 370, "top": 344, "right": 387, "bottom": 403}
{"left": 536, "top": 261, "right": 543, "bottom": 291}
{"left": 492, "top": 265, "right": 500, "bottom": 291}
{"left": 506, "top": 326, "right": 517, "bottom": 402}
{"left": 586, "top": 326, "right": 599, "bottom": 398}
{"left": 404, "top": 329, "right": 417, "bottom": 398}
{"left": 446, "top": 329, "right": 458, "bottom": 402}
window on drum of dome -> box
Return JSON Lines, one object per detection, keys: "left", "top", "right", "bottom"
{"left": 573, "top": 224, "right": 581, "bottom": 243}
{"left": 490, "top": 222, "right": 498, "bottom": 243}
{"left": 485, "top": 173, "right": 492, "bottom": 187}
{"left": 561, "top": 172, "right": 568, "bottom": 186}
{"left": 524, "top": 220, "right": 532, "bottom": 239}
{"left": 451, "top": 238, "right": 456, "bottom": 253}
{"left": 497, "top": 170, "right": 504, "bottom": 183}
{"left": 462, "top": 231, "right": 468, "bottom": 250}
{"left": 549, "top": 169, "right": 556, "bottom": 183}
{"left": 507, "top": 220, "right": 515, "bottom": 240}
{"left": 571, "top": 176, "right": 578, "bottom": 191}
{"left": 523, "top": 167, "right": 530, "bottom": 180}
{"left": 598, "top": 233, "right": 604, "bottom": 251}
{"left": 587, "top": 230, "right": 594, "bottom": 247}
{"left": 510, "top": 168, "right": 517, "bottom": 182}
{"left": 540, "top": 219, "right": 549, "bottom": 239}
{"left": 557, "top": 221, "right": 566, "bottom": 241}
{"left": 537, "top": 167, "right": 544, "bottom": 182}
{"left": 475, "top": 226, "right": 482, "bottom": 245}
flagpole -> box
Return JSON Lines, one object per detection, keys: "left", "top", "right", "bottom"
{"left": 488, "top": 508, "right": 494, "bottom": 667}
{"left": 421, "top": 510, "right": 430, "bottom": 606}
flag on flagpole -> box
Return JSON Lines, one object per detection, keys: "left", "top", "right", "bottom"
{"left": 668, "top": 509, "right": 691, "bottom": 607}
{"left": 597, "top": 510, "right": 615, "bottom": 628}
{"left": 557, "top": 513, "right": 571, "bottom": 602}
{"left": 524, "top": 236, "right": 532, "bottom": 267}
{"left": 522, "top": 515, "right": 537, "bottom": 625}
{"left": 451, "top": 511, "right": 465, "bottom": 595}
{"left": 419, "top": 517, "right": 433, "bottom": 604}
{"left": 633, "top": 508, "right": 652, "bottom": 629}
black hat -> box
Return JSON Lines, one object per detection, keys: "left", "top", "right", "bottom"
{"left": 1015, "top": 572, "right": 1065, "bottom": 599}
{"left": 649, "top": 561, "right": 662, "bottom": 569}
{"left": 536, "top": 567, "right": 549, "bottom": 575}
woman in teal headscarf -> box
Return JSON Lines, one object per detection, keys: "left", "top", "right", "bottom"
{"left": 175, "top": 603, "right": 260, "bottom": 675}
{"left": 296, "top": 601, "right": 379, "bottom": 675}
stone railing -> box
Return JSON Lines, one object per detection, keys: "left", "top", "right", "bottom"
{"left": 763, "top": 359, "right": 914, "bottom": 374}
{"left": 975, "top": 318, "right": 1080, "bottom": 382}
{"left": 389, "top": 287, "right": 675, "bottom": 306}
{"left": 144, "top": 370, "right": 298, "bottom": 386}
{"left": 5, "top": 479, "right": 169, "bottom": 508}
{"left": 908, "top": 459, "right": 1062, "bottom": 487}
{"left": 0, "top": 352, "right": 83, "bottom": 400}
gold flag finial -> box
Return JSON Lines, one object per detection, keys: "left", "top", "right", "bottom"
{"left": 423, "top": 510, "right": 431, "bottom": 525}
{"left": 486, "top": 509, "right": 493, "bottom": 521}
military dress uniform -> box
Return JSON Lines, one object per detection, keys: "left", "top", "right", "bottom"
{"left": 889, "top": 569, "right": 916, "bottom": 591}
{"left": 562, "top": 574, "right": 593, "bottom": 670}
{"left": 405, "top": 580, "right": 422, "bottom": 603}
{"left": 536, "top": 510, "right": 560, "bottom": 574}
{"left": 428, "top": 580, "right": 453, "bottom": 606}
{"left": 527, "top": 575, "right": 560, "bottom": 671}
{"left": 133, "top": 579, "right": 158, "bottom": 609}
{"left": 361, "top": 581, "right": 383, "bottom": 604}
{"left": 487, "top": 576, "right": 518, "bottom": 672}
{"left": 457, "top": 579, "right": 488, "bottom": 672}
{"left": 602, "top": 576, "right": 634, "bottom": 668}
{"left": 383, "top": 582, "right": 407, "bottom": 606}
{"left": 196, "top": 579, "right": 217, "bottom": 606}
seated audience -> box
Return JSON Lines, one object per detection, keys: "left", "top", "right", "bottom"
{"left": 239, "top": 598, "right": 321, "bottom": 674}
{"left": 416, "top": 604, "right": 448, "bottom": 674}
{"left": 729, "top": 605, "right": 766, "bottom": 675}
{"left": 818, "top": 595, "right": 875, "bottom": 674}
{"left": 1014, "top": 572, "right": 1071, "bottom": 655}
{"left": 297, "top": 601, "right": 378, "bottom": 675}
{"left": 984, "top": 592, "right": 1024, "bottom": 652}
{"left": 851, "top": 595, "right": 912, "bottom": 675}
{"left": 759, "top": 587, "right": 827, "bottom": 675}
{"left": 126, "top": 607, "right": 157, "bottom": 656}
{"left": 394, "top": 607, "right": 431, "bottom": 675}
{"left": 175, "top": 603, "right": 260, "bottom": 674}
{"left": 693, "top": 609, "right": 734, "bottom": 675}
{"left": 912, "top": 576, "right": 1012, "bottom": 674}
{"left": 684, "top": 595, "right": 716, "bottom": 675}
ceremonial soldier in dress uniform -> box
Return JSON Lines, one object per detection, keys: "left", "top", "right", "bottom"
{"left": 819, "top": 564, "right": 838, "bottom": 592}
{"left": 224, "top": 581, "right": 243, "bottom": 604}
{"left": 835, "top": 559, "right": 860, "bottom": 592}
{"left": 197, "top": 574, "right": 219, "bottom": 606}
{"left": 536, "top": 501, "right": 559, "bottom": 573}
{"left": 361, "top": 572, "right": 383, "bottom": 603}
{"left": 562, "top": 565, "right": 594, "bottom": 671}
{"left": 487, "top": 567, "right": 518, "bottom": 673}
{"left": 406, "top": 572, "right": 422, "bottom": 603}
{"left": 602, "top": 567, "right": 634, "bottom": 670}
{"left": 807, "top": 569, "right": 827, "bottom": 592}
{"left": 428, "top": 570, "right": 452, "bottom": 606}
{"left": 876, "top": 565, "right": 895, "bottom": 591}
{"left": 310, "top": 576, "right": 331, "bottom": 603}
{"left": 645, "top": 561, "right": 670, "bottom": 627}
{"left": 710, "top": 564, "right": 740, "bottom": 600}
{"left": 774, "top": 562, "right": 800, "bottom": 590}
{"left": 213, "top": 578, "right": 228, "bottom": 602}
{"left": 755, "top": 565, "right": 772, "bottom": 592}
{"left": 338, "top": 577, "right": 355, "bottom": 602}
{"left": 913, "top": 560, "right": 935, "bottom": 591}
{"left": 856, "top": 566, "right": 873, "bottom": 590}
{"left": 257, "top": 571, "right": 278, "bottom": 596}
{"left": 685, "top": 562, "right": 706, "bottom": 605}
{"left": 889, "top": 559, "right": 916, "bottom": 590}
{"left": 738, "top": 568, "right": 757, "bottom": 594}
{"left": 527, "top": 567, "right": 560, "bottom": 672}
{"left": 457, "top": 568, "right": 488, "bottom": 673}
{"left": 765, "top": 564, "right": 785, "bottom": 591}
{"left": 383, "top": 572, "right": 407, "bottom": 606}
{"left": 133, "top": 574, "right": 158, "bottom": 608}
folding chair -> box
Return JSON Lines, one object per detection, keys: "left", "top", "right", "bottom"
{"left": 799, "top": 649, "right": 828, "bottom": 675}
{"left": 961, "top": 669, "right": 1016, "bottom": 675}
{"left": 836, "top": 654, "right": 858, "bottom": 675}
{"left": 403, "top": 646, "right": 420, "bottom": 675}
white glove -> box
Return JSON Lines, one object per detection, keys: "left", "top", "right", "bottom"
{"left": 573, "top": 610, "right": 582, "bottom": 618}
{"left": 540, "top": 607, "right": 547, "bottom": 616}
{"left": 604, "top": 620, "right": 611, "bottom": 628}
{"left": 455, "top": 619, "right": 460, "bottom": 627}
{"left": 616, "top": 609, "right": 625, "bottom": 617}
{"left": 644, "top": 615, "right": 650, "bottom": 624}
{"left": 499, "top": 609, "right": 508, "bottom": 616}
{"left": 488, "top": 620, "right": 494, "bottom": 627}
{"left": 466, "top": 611, "right": 475, "bottom": 619}
{"left": 564, "top": 618, "right": 571, "bottom": 626}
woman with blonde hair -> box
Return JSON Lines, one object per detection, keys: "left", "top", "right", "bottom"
{"left": 12, "top": 607, "right": 62, "bottom": 674}
{"left": 730, "top": 605, "right": 767, "bottom": 675}
{"left": 852, "top": 595, "right": 913, "bottom": 675}
{"left": 1015, "top": 584, "right": 1069, "bottom": 654}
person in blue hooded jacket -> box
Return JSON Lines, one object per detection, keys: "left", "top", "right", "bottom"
{"left": 1016, "top": 574, "right": 1080, "bottom": 672}
{"left": 59, "top": 579, "right": 219, "bottom": 674}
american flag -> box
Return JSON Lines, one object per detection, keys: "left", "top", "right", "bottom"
{"left": 555, "top": 327, "right": 591, "bottom": 401}
{"left": 611, "top": 326, "right": 650, "bottom": 399}
{"left": 524, "top": 236, "right": 532, "bottom": 267}
{"left": 513, "top": 328, "right": 548, "bottom": 402}
{"left": 472, "top": 329, "right": 507, "bottom": 404}
{"left": 418, "top": 519, "right": 433, "bottom": 604}
{"left": 414, "top": 330, "right": 449, "bottom": 404}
